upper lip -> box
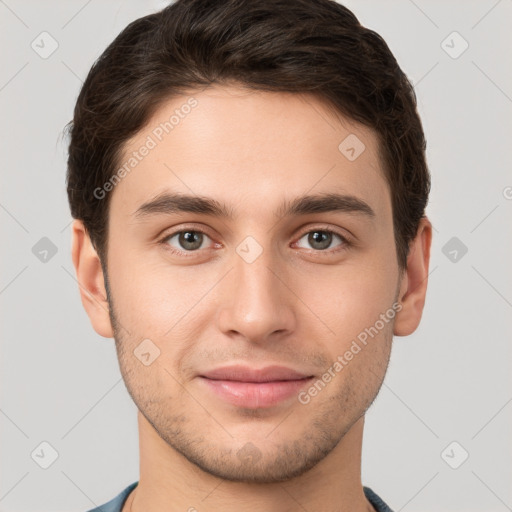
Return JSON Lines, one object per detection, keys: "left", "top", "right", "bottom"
{"left": 200, "top": 365, "right": 313, "bottom": 383}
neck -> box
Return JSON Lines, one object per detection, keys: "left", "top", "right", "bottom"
{"left": 125, "top": 411, "right": 375, "bottom": 512}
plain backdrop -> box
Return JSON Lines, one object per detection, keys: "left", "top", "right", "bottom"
{"left": 1, "top": 1, "right": 511, "bottom": 511}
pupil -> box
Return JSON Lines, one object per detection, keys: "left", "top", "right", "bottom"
{"left": 181, "top": 231, "right": 201, "bottom": 250}
{"left": 309, "top": 231, "right": 331, "bottom": 250}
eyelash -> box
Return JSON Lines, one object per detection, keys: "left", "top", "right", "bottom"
{"left": 158, "top": 225, "right": 352, "bottom": 257}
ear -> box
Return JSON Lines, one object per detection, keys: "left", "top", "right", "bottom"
{"left": 394, "top": 217, "right": 433, "bottom": 336}
{"left": 71, "top": 220, "right": 114, "bottom": 338}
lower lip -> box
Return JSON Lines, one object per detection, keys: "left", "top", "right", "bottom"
{"left": 199, "top": 377, "right": 314, "bottom": 408}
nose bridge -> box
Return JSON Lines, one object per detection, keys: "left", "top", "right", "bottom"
{"left": 236, "top": 243, "right": 278, "bottom": 302}
{"left": 216, "top": 236, "right": 295, "bottom": 341}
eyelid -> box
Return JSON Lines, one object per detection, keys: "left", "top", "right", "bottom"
{"left": 158, "top": 223, "right": 354, "bottom": 256}
{"left": 158, "top": 224, "right": 219, "bottom": 255}
{"left": 291, "top": 229, "right": 352, "bottom": 257}
{"left": 294, "top": 224, "right": 353, "bottom": 244}
{"left": 159, "top": 223, "right": 216, "bottom": 240}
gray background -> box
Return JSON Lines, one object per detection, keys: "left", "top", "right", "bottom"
{"left": 1, "top": 0, "right": 511, "bottom": 511}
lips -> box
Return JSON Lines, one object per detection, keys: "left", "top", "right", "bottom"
{"left": 200, "top": 365, "right": 312, "bottom": 383}
{"left": 198, "top": 365, "right": 314, "bottom": 408}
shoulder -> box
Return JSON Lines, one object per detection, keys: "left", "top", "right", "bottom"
{"left": 363, "top": 486, "right": 395, "bottom": 512}
{"left": 85, "top": 481, "right": 138, "bottom": 512}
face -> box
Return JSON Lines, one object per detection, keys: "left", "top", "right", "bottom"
{"left": 102, "top": 85, "right": 402, "bottom": 483}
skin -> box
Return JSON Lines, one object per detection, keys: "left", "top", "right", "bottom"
{"left": 72, "top": 84, "right": 432, "bottom": 512}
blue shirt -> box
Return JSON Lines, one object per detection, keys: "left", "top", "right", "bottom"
{"left": 86, "top": 481, "right": 394, "bottom": 511}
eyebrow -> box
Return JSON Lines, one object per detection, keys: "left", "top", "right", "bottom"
{"left": 133, "top": 191, "right": 376, "bottom": 220}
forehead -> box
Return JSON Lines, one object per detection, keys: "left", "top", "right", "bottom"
{"left": 110, "top": 84, "right": 390, "bottom": 223}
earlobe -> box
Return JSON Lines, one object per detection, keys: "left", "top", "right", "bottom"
{"left": 393, "top": 217, "right": 433, "bottom": 337}
{"left": 71, "top": 220, "right": 114, "bottom": 338}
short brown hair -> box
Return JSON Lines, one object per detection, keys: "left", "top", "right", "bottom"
{"left": 65, "top": 0, "right": 430, "bottom": 271}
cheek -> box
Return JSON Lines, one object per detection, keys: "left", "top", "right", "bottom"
{"left": 108, "top": 253, "right": 213, "bottom": 338}
{"left": 299, "top": 260, "right": 398, "bottom": 348}
{"left": 108, "top": 229, "right": 398, "bottom": 344}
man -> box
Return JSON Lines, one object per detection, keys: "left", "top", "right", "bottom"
{"left": 66, "top": 0, "right": 432, "bottom": 510}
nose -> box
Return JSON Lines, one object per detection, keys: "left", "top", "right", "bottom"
{"left": 216, "top": 243, "right": 297, "bottom": 345}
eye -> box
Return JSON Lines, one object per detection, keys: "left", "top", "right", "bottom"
{"left": 161, "top": 229, "right": 214, "bottom": 254}
{"left": 295, "top": 228, "right": 350, "bottom": 252}
{"left": 159, "top": 226, "right": 351, "bottom": 257}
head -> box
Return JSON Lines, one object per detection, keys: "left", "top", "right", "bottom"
{"left": 67, "top": 0, "right": 431, "bottom": 483}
